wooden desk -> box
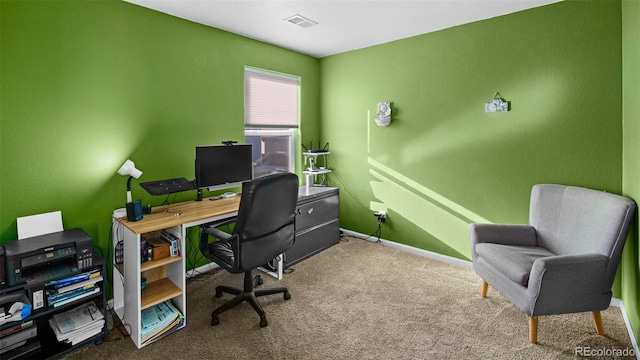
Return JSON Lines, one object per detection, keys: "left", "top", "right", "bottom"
{"left": 118, "top": 196, "right": 241, "bottom": 234}
{"left": 111, "top": 188, "right": 339, "bottom": 348}
{"left": 112, "top": 196, "right": 240, "bottom": 349}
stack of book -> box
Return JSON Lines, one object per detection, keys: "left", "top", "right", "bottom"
{"left": 160, "top": 230, "right": 181, "bottom": 256}
{"left": 0, "top": 320, "right": 38, "bottom": 358}
{"left": 48, "top": 301, "right": 104, "bottom": 346}
{"left": 45, "top": 269, "right": 102, "bottom": 308}
{"left": 140, "top": 300, "right": 184, "bottom": 346}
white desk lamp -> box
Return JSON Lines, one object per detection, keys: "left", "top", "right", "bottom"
{"left": 117, "top": 159, "right": 144, "bottom": 221}
{"left": 117, "top": 159, "right": 143, "bottom": 203}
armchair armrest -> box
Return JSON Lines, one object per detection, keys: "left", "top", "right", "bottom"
{"left": 470, "top": 224, "right": 537, "bottom": 259}
{"left": 527, "top": 253, "right": 609, "bottom": 316}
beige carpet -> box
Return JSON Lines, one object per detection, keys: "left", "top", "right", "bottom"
{"left": 68, "top": 236, "right": 635, "bottom": 359}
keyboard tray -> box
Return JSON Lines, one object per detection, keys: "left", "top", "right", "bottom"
{"left": 140, "top": 177, "right": 197, "bottom": 195}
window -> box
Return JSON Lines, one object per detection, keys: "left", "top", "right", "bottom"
{"left": 244, "top": 67, "right": 299, "bottom": 177}
{"left": 245, "top": 129, "right": 295, "bottom": 178}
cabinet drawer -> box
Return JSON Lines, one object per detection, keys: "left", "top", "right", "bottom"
{"left": 285, "top": 218, "right": 340, "bottom": 268}
{"left": 295, "top": 194, "right": 339, "bottom": 231}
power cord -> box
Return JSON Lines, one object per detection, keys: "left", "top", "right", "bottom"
{"left": 325, "top": 157, "right": 386, "bottom": 243}
{"left": 343, "top": 219, "right": 385, "bottom": 243}
{"left": 186, "top": 229, "right": 208, "bottom": 280}
{"left": 372, "top": 221, "right": 383, "bottom": 243}
{"left": 325, "top": 157, "right": 370, "bottom": 214}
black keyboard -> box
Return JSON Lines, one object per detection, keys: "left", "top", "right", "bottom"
{"left": 140, "top": 177, "right": 197, "bottom": 195}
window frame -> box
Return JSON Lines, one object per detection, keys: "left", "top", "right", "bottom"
{"left": 244, "top": 66, "right": 300, "bottom": 177}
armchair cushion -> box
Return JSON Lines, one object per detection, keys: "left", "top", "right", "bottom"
{"left": 475, "top": 243, "right": 554, "bottom": 286}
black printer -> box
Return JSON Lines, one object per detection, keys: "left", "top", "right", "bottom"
{"left": 4, "top": 228, "right": 94, "bottom": 287}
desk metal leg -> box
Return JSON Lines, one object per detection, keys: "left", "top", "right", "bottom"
{"left": 258, "top": 253, "right": 284, "bottom": 280}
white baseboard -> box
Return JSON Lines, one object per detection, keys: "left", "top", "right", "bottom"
{"left": 186, "top": 262, "right": 220, "bottom": 278}
{"left": 340, "top": 228, "right": 473, "bottom": 269}
{"left": 612, "top": 298, "right": 640, "bottom": 359}
{"left": 341, "top": 227, "right": 639, "bottom": 356}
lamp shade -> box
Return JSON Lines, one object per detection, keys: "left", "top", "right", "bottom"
{"left": 117, "top": 159, "right": 142, "bottom": 179}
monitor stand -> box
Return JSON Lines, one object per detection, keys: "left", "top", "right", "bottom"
{"left": 196, "top": 188, "right": 203, "bottom": 201}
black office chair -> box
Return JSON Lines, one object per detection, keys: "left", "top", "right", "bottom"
{"left": 199, "top": 172, "right": 299, "bottom": 327}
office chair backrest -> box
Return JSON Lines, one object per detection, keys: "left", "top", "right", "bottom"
{"left": 234, "top": 172, "right": 299, "bottom": 271}
{"left": 529, "top": 184, "right": 636, "bottom": 291}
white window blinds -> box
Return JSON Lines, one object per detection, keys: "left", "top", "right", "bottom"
{"left": 244, "top": 67, "right": 299, "bottom": 128}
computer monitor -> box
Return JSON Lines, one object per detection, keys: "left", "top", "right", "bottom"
{"left": 195, "top": 144, "right": 253, "bottom": 199}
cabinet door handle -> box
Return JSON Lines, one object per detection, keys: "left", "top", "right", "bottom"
{"left": 307, "top": 208, "right": 314, "bottom": 215}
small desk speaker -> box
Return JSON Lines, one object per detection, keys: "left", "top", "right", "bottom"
{"left": 126, "top": 200, "right": 144, "bottom": 222}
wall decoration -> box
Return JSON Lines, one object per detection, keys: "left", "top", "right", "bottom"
{"left": 484, "top": 92, "right": 510, "bottom": 113}
{"left": 375, "top": 102, "right": 391, "bottom": 126}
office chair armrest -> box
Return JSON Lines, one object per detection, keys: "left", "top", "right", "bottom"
{"left": 202, "top": 226, "right": 234, "bottom": 242}
{"left": 199, "top": 224, "right": 234, "bottom": 258}
{"left": 199, "top": 226, "right": 241, "bottom": 270}
{"left": 202, "top": 217, "right": 237, "bottom": 231}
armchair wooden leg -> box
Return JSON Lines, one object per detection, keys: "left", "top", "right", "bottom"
{"left": 480, "top": 280, "right": 488, "bottom": 298}
{"left": 529, "top": 317, "right": 538, "bottom": 344}
{"left": 592, "top": 311, "right": 605, "bottom": 335}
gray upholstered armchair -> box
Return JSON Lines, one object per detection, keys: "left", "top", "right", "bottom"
{"left": 470, "top": 184, "right": 636, "bottom": 343}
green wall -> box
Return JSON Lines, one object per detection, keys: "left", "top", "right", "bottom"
{"left": 321, "top": 0, "right": 622, "bottom": 259}
{"left": 0, "top": 1, "right": 320, "bottom": 261}
{"left": 622, "top": 0, "right": 640, "bottom": 348}
{"left": 1, "top": 0, "right": 638, "bottom": 347}
{"left": 321, "top": 0, "right": 637, "bottom": 343}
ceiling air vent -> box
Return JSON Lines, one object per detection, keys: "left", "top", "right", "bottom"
{"left": 284, "top": 14, "right": 318, "bottom": 28}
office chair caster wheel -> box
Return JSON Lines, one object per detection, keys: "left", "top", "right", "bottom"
{"left": 256, "top": 275, "right": 263, "bottom": 286}
{"left": 284, "top": 291, "right": 291, "bottom": 300}
{"left": 260, "top": 317, "right": 268, "bottom": 327}
{"left": 212, "top": 315, "right": 220, "bottom": 326}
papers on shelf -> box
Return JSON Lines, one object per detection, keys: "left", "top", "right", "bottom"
{"left": 48, "top": 301, "right": 104, "bottom": 346}
{"left": 51, "top": 287, "right": 100, "bottom": 308}
{"left": 54, "top": 275, "right": 102, "bottom": 294}
{"left": 140, "top": 300, "right": 184, "bottom": 345}
{"left": 45, "top": 269, "right": 103, "bottom": 308}
{"left": 46, "top": 269, "right": 100, "bottom": 290}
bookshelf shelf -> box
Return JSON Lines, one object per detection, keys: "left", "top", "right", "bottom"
{"left": 141, "top": 255, "right": 182, "bottom": 272}
{"left": 141, "top": 278, "right": 182, "bottom": 311}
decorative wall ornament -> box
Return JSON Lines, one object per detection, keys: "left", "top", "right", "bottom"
{"left": 375, "top": 102, "right": 391, "bottom": 126}
{"left": 485, "top": 92, "right": 510, "bottom": 113}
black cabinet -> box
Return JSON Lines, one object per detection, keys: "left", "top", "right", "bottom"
{"left": 0, "top": 255, "right": 107, "bottom": 359}
{"left": 285, "top": 187, "right": 340, "bottom": 267}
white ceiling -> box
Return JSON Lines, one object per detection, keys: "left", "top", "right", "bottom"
{"left": 124, "top": 0, "right": 562, "bottom": 58}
